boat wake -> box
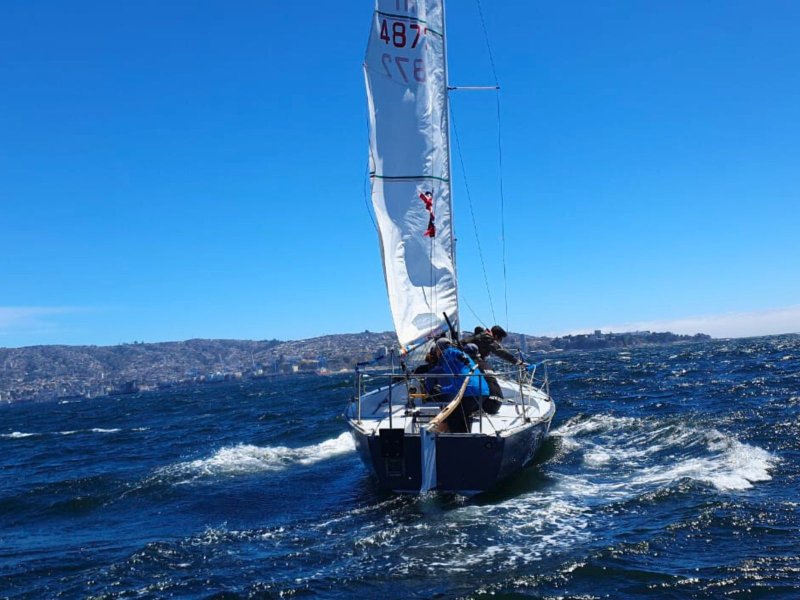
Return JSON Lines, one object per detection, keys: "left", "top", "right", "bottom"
{"left": 295, "top": 413, "right": 780, "bottom": 574}
{"left": 131, "top": 414, "right": 778, "bottom": 579}
{"left": 156, "top": 432, "right": 356, "bottom": 484}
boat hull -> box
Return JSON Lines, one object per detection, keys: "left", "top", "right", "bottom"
{"left": 348, "top": 419, "right": 550, "bottom": 494}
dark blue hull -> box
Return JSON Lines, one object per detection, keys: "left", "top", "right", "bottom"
{"left": 348, "top": 421, "right": 551, "bottom": 494}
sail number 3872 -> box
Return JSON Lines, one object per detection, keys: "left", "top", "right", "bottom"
{"left": 381, "top": 54, "right": 425, "bottom": 83}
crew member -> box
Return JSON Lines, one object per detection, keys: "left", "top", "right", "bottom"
{"left": 464, "top": 325, "right": 526, "bottom": 401}
{"left": 425, "top": 339, "right": 489, "bottom": 433}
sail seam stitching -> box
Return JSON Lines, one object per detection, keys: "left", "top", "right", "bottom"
{"left": 370, "top": 174, "right": 450, "bottom": 182}
{"left": 375, "top": 11, "right": 443, "bottom": 37}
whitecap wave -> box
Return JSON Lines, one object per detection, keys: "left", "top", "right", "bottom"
{"left": 4, "top": 428, "right": 122, "bottom": 438}
{"left": 1, "top": 431, "right": 39, "bottom": 439}
{"left": 157, "top": 432, "right": 356, "bottom": 483}
{"left": 553, "top": 414, "right": 638, "bottom": 437}
{"left": 553, "top": 414, "right": 777, "bottom": 493}
{"left": 632, "top": 433, "right": 775, "bottom": 491}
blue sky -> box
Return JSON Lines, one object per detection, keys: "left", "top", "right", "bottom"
{"left": 2, "top": 1, "right": 798, "bottom": 347}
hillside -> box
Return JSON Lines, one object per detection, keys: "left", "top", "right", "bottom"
{"left": 0, "top": 330, "right": 708, "bottom": 403}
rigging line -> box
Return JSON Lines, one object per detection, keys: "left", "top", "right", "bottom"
{"left": 419, "top": 209, "right": 436, "bottom": 331}
{"left": 360, "top": 22, "right": 378, "bottom": 235}
{"left": 362, "top": 90, "right": 379, "bottom": 234}
{"left": 476, "top": 0, "right": 509, "bottom": 329}
{"left": 428, "top": 229, "right": 435, "bottom": 323}
{"left": 475, "top": 0, "right": 500, "bottom": 86}
{"left": 362, "top": 118, "right": 378, "bottom": 233}
{"left": 461, "top": 294, "right": 488, "bottom": 332}
{"left": 363, "top": 161, "right": 377, "bottom": 233}
{"left": 497, "top": 92, "right": 509, "bottom": 330}
{"left": 450, "top": 101, "right": 496, "bottom": 325}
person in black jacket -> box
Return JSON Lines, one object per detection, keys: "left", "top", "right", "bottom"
{"left": 463, "top": 325, "right": 525, "bottom": 401}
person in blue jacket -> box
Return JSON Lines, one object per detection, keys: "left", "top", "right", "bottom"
{"left": 425, "top": 338, "right": 490, "bottom": 433}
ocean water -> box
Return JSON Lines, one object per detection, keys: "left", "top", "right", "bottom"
{"left": 1, "top": 335, "right": 798, "bottom": 599}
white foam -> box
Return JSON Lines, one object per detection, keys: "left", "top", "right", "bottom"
{"left": 58, "top": 428, "right": 127, "bottom": 436}
{"left": 360, "top": 489, "right": 598, "bottom": 572}
{"left": 622, "top": 427, "right": 777, "bottom": 492}
{"left": 695, "top": 434, "right": 773, "bottom": 490}
{"left": 4, "top": 428, "right": 125, "bottom": 438}
{"left": 159, "top": 432, "right": 356, "bottom": 482}
{"left": 553, "top": 414, "right": 638, "bottom": 437}
{"left": 137, "top": 413, "right": 779, "bottom": 577}
{"left": 405, "top": 419, "right": 778, "bottom": 570}
{"left": 554, "top": 413, "right": 778, "bottom": 494}
{"left": 583, "top": 447, "right": 611, "bottom": 466}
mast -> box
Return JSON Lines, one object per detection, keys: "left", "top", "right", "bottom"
{"left": 440, "top": 0, "right": 459, "bottom": 340}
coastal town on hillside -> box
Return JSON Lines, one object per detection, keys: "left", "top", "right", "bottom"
{"left": 0, "top": 330, "right": 710, "bottom": 404}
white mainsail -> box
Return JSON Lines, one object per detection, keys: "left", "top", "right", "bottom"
{"left": 364, "top": 0, "right": 457, "bottom": 349}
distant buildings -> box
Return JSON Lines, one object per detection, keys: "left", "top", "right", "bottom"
{"left": 0, "top": 330, "right": 713, "bottom": 404}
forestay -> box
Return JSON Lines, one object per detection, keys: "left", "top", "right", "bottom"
{"left": 364, "top": 0, "right": 457, "bottom": 348}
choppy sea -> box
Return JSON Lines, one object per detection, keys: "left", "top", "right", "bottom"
{"left": 1, "top": 335, "right": 798, "bottom": 599}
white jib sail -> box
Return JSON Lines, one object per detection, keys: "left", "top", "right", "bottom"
{"left": 365, "top": 0, "right": 457, "bottom": 349}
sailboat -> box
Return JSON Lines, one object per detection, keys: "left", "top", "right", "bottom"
{"left": 345, "top": 0, "right": 555, "bottom": 494}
